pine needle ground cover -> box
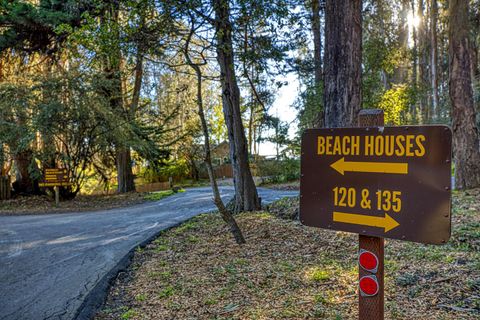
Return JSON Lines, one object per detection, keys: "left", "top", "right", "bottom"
{"left": 0, "top": 190, "right": 183, "bottom": 215}
{"left": 96, "top": 190, "right": 480, "bottom": 320}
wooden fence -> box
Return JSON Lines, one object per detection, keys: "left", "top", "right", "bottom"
{"left": 0, "top": 176, "right": 11, "bottom": 200}
{"left": 136, "top": 181, "right": 171, "bottom": 193}
{"left": 213, "top": 164, "right": 233, "bottom": 179}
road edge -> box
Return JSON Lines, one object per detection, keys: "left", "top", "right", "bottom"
{"left": 73, "top": 219, "right": 189, "bottom": 320}
{"left": 73, "top": 188, "right": 297, "bottom": 319}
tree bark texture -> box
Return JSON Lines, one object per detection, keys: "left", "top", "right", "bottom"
{"left": 115, "top": 45, "right": 144, "bottom": 194}
{"left": 430, "top": 0, "right": 440, "bottom": 120}
{"left": 213, "top": 0, "right": 260, "bottom": 212}
{"left": 195, "top": 68, "right": 245, "bottom": 244}
{"left": 116, "top": 148, "right": 135, "bottom": 193}
{"left": 311, "top": 0, "right": 324, "bottom": 127}
{"left": 418, "top": 0, "right": 430, "bottom": 122}
{"left": 448, "top": 0, "right": 480, "bottom": 189}
{"left": 12, "top": 150, "right": 39, "bottom": 194}
{"left": 183, "top": 24, "right": 246, "bottom": 244}
{"left": 324, "top": 0, "right": 362, "bottom": 128}
{"left": 393, "top": 0, "right": 409, "bottom": 84}
{"left": 410, "top": 0, "right": 418, "bottom": 122}
{"left": 105, "top": 1, "right": 135, "bottom": 193}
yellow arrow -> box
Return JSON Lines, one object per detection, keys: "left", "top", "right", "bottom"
{"left": 330, "top": 157, "right": 408, "bottom": 175}
{"left": 333, "top": 211, "right": 400, "bottom": 232}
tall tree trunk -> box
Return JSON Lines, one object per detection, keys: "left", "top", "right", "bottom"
{"left": 248, "top": 101, "right": 255, "bottom": 155}
{"left": 183, "top": 23, "right": 245, "bottom": 244}
{"left": 324, "top": 0, "right": 362, "bottom": 127}
{"left": 377, "top": 0, "right": 390, "bottom": 90}
{"left": 394, "top": 0, "right": 409, "bottom": 84}
{"left": 439, "top": 9, "right": 449, "bottom": 120}
{"left": 10, "top": 108, "right": 39, "bottom": 194}
{"left": 105, "top": 1, "right": 135, "bottom": 193}
{"left": 12, "top": 150, "right": 39, "bottom": 194}
{"left": 0, "top": 143, "right": 4, "bottom": 175}
{"left": 117, "top": 49, "right": 144, "bottom": 193}
{"left": 116, "top": 149, "right": 135, "bottom": 192}
{"left": 449, "top": 0, "right": 480, "bottom": 189}
{"left": 213, "top": 0, "right": 260, "bottom": 212}
{"left": 411, "top": 0, "right": 418, "bottom": 122}
{"left": 311, "top": 0, "right": 324, "bottom": 127}
{"left": 253, "top": 125, "right": 257, "bottom": 155}
{"left": 430, "top": 0, "right": 440, "bottom": 120}
{"left": 418, "top": 0, "right": 429, "bottom": 122}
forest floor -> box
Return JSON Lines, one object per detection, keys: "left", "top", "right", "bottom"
{"left": 0, "top": 189, "right": 183, "bottom": 215}
{"left": 95, "top": 189, "right": 480, "bottom": 320}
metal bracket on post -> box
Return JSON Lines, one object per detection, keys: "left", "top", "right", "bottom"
{"left": 358, "top": 109, "right": 384, "bottom": 320}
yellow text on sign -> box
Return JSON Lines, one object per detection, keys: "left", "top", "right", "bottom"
{"left": 333, "top": 187, "right": 402, "bottom": 213}
{"left": 318, "top": 135, "right": 426, "bottom": 157}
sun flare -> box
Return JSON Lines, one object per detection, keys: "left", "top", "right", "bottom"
{"left": 407, "top": 12, "right": 420, "bottom": 29}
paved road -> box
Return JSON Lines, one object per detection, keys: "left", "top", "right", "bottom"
{"left": 0, "top": 187, "right": 297, "bottom": 320}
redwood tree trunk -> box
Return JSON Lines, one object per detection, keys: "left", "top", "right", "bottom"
{"left": 311, "top": 0, "right": 324, "bottom": 127}
{"left": 448, "top": 0, "right": 480, "bottom": 189}
{"left": 213, "top": 0, "right": 260, "bottom": 212}
{"left": 116, "top": 44, "right": 144, "bottom": 193}
{"left": 393, "top": 0, "right": 409, "bottom": 84}
{"left": 418, "top": 0, "right": 429, "bottom": 122}
{"left": 12, "top": 150, "right": 39, "bottom": 194}
{"left": 116, "top": 148, "right": 135, "bottom": 193}
{"left": 410, "top": 0, "right": 418, "bottom": 122}
{"left": 431, "top": 0, "right": 440, "bottom": 120}
{"left": 105, "top": 1, "right": 135, "bottom": 193}
{"left": 324, "top": 0, "right": 362, "bottom": 128}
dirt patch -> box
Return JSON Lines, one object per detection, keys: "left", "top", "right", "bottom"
{"left": 95, "top": 189, "right": 480, "bottom": 320}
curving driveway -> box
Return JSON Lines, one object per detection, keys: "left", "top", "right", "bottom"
{"left": 0, "top": 186, "right": 297, "bottom": 320}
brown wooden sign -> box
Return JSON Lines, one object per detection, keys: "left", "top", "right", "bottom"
{"left": 39, "top": 168, "right": 71, "bottom": 187}
{"left": 300, "top": 125, "right": 452, "bottom": 244}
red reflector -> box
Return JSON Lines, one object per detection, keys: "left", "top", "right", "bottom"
{"left": 358, "top": 249, "right": 378, "bottom": 273}
{"left": 359, "top": 275, "right": 379, "bottom": 296}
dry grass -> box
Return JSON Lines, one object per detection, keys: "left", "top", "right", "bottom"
{"left": 96, "top": 189, "right": 480, "bottom": 320}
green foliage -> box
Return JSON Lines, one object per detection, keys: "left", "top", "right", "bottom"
{"left": 362, "top": 33, "right": 407, "bottom": 106}
{"left": 260, "top": 115, "right": 291, "bottom": 157}
{"left": 0, "top": 73, "right": 114, "bottom": 193}
{"left": 158, "top": 285, "right": 175, "bottom": 299}
{"left": 208, "top": 99, "right": 228, "bottom": 145}
{"left": 141, "top": 158, "right": 190, "bottom": 183}
{"left": 256, "top": 159, "right": 299, "bottom": 183}
{"left": 0, "top": 0, "right": 93, "bottom": 53}
{"left": 295, "top": 81, "right": 323, "bottom": 132}
{"left": 378, "top": 85, "right": 413, "bottom": 125}
{"left": 0, "top": 66, "right": 167, "bottom": 195}
{"left": 308, "top": 267, "right": 330, "bottom": 282}
{"left": 120, "top": 308, "right": 139, "bottom": 320}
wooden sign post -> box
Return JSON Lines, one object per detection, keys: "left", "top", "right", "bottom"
{"left": 358, "top": 109, "right": 384, "bottom": 320}
{"left": 39, "top": 168, "right": 71, "bottom": 206}
{"left": 299, "top": 109, "right": 452, "bottom": 319}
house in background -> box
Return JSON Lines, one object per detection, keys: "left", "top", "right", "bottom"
{"left": 211, "top": 141, "right": 230, "bottom": 166}
{"left": 198, "top": 141, "right": 232, "bottom": 179}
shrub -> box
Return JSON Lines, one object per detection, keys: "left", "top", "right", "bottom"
{"left": 256, "top": 158, "right": 300, "bottom": 183}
